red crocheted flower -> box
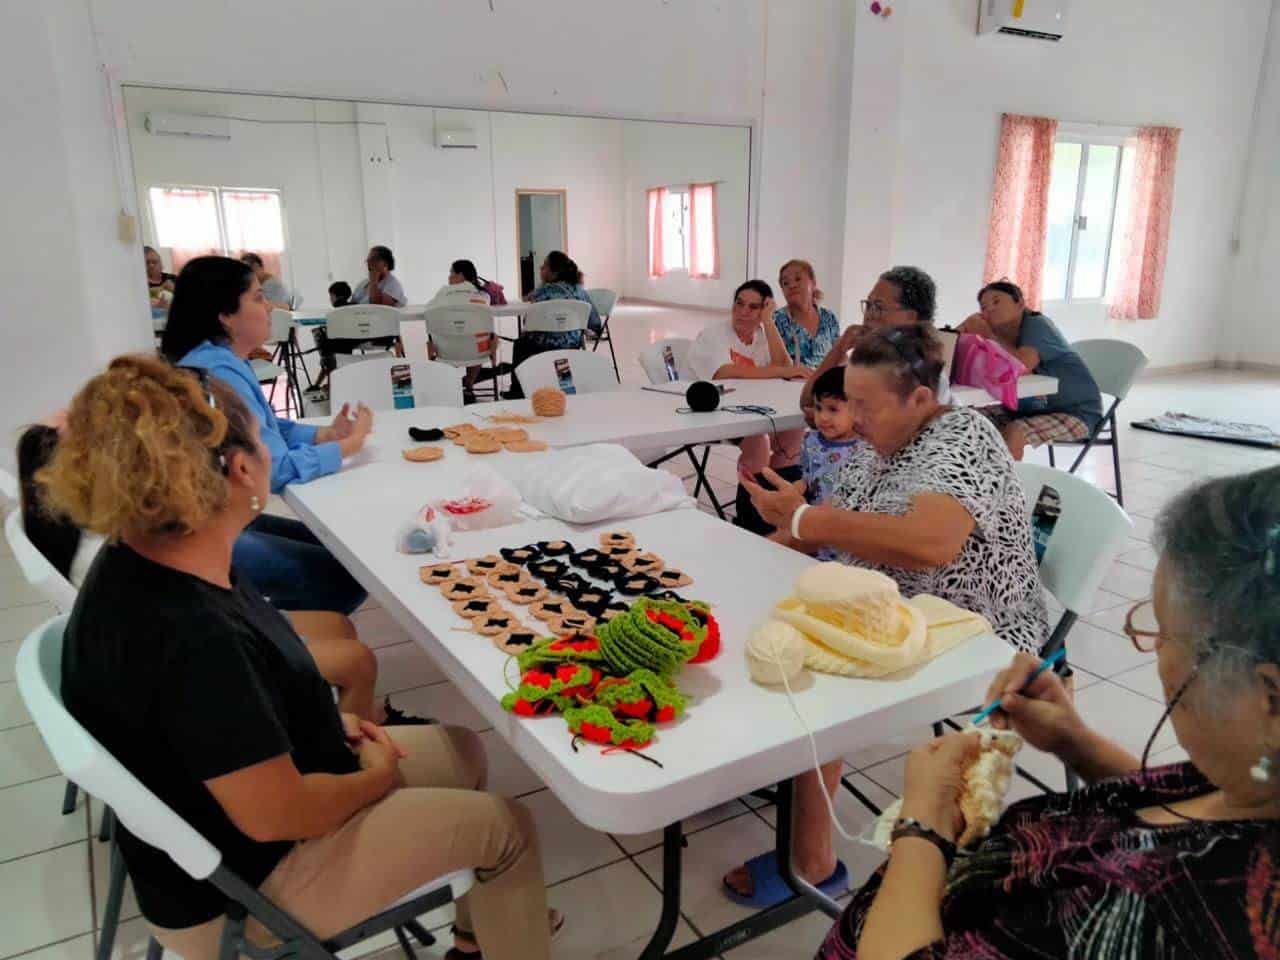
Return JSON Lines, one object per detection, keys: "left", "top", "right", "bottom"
{"left": 512, "top": 699, "right": 537, "bottom": 717}
{"left": 580, "top": 722, "right": 614, "bottom": 744}
{"left": 615, "top": 698, "right": 653, "bottom": 719}
{"left": 524, "top": 670, "right": 553, "bottom": 689}
{"left": 655, "top": 705, "right": 676, "bottom": 723}
{"left": 689, "top": 613, "right": 721, "bottom": 663}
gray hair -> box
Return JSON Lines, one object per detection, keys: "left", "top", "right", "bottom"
{"left": 1154, "top": 465, "right": 1280, "bottom": 702}
{"left": 879, "top": 266, "right": 937, "bottom": 323}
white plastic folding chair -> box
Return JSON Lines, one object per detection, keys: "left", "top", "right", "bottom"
{"left": 512, "top": 349, "right": 619, "bottom": 396}
{"left": 325, "top": 305, "right": 405, "bottom": 367}
{"left": 424, "top": 304, "right": 501, "bottom": 400}
{"left": 4, "top": 509, "right": 77, "bottom": 613}
{"left": 1014, "top": 462, "right": 1134, "bottom": 788}
{"left": 1045, "top": 339, "right": 1148, "bottom": 507}
{"left": 521, "top": 299, "right": 591, "bottom": 338}
{"left": 585, "top": 288, "right": 619, "bottom": 381}
{"left": 637, "top": 338, "right": 695, "bottom": 385}
{"left": 635, "top": 339, "right": 730, "bottom": 518}
{"left": 17, "top": 615, "right": 476, "bottom": 960}
{"left": 329, "top": 358, "right": 464, "bottom": 411}
{"left": 0, "top": 466, "right": 17, "bottom": 506}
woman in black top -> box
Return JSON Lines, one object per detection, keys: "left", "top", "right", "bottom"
{"left": 43, "top": 355, "right": 554, "bottom": 960}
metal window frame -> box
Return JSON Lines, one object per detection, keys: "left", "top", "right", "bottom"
{"left": 1046, "top": 137, "right": 1127, "bottom": 306}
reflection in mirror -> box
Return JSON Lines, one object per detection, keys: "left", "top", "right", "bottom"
{"left": 123, "top": 86, "right": 751, "bottom": 387}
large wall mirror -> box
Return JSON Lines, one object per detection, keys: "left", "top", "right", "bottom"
{"left": 123, "top": 86, "right": 752, "bottom": 314}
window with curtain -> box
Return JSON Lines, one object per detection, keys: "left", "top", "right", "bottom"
{"left": 148, "top": 185, "right": 289, "bottom": 279}
{"left": 646, "top": 182, "right": 718, "bottom": 279}
{"left": 1042, "top": 135, "right": 1136, "bottom": 303}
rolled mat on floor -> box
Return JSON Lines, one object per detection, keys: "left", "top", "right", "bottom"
{"left": 1132, "top": 412, "right": 1280, "bottom": 449}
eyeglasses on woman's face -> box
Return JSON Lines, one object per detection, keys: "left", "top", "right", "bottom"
{"left": 1124, "top": 598, "right": 1164, "bottom": 653}
{"left": 860, "top": 299, "right": 908, "bottom": 318}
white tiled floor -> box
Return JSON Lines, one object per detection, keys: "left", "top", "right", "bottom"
{"left": 2, "top": 317, "right": 1277, "bottom": 959}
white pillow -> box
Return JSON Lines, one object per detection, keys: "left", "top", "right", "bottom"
{"left": 494, "top": 444, "right": 694, "bottom": 524}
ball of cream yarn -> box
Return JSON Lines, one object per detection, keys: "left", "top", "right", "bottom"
{"left": 531, "top": 387, "right": 567, "bottom": 417}
{"left": 746, "top": 620, "right": 806, "bottom": 686}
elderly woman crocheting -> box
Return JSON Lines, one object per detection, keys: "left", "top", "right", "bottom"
{"left": 815, "top": 465, "right": 1280, "bottom": 959}
{"left": 724, "top": 324, "right": 1047, "bottom": 908}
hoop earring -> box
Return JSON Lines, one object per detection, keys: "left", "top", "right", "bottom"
{"left": 249, "top": 495, "right": 262, "bottom": 514}
{"left": 1251, "top": 754, "right": 1273, "bottom": 785}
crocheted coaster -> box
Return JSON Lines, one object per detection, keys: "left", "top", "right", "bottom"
{"left": 471, "top": 612, "right": 518, "bottom": 636}
{"left": 537, "top": 539, "right": 575, "bottom": 557}
{"left": 564, "top": 705, "right": 654, "bottom": 748}
{"left": 593, "top": 669, "right": 687, "bottom": 724}
{"left": 486, "top": 569, "right": 526, "bottom": 588}
{"left": 599, "top": 531, "right": 635, "bottom": 549}
{"left": 451, "top": 596, "right": 501, "bottom": 618}
{"left": 530, "top": 599, "right": 576, "bottom": 622}
{"left": 528, "top": 559, "right": 570, "bottom": 582}
{"left": 465, "top": 555, "right": 505, "bottom": 575}
{"left": 492, "top": 627, "right": 542, "bottom": 656}
{"left": 569, "top": 548, "right": 608, "bottom": 569}
{"left": 500, "top": 545, "right": 542, "bottom": 564}
{"left": 614, "top": 573, "right": 660, "bottom": 596}
{"left": 442, "top": 577, "right": 490, "bottom": 601}
{"left": 622, "top": 552, "right": 665, "bottom": 575}
{"left": 517, "top": 634, "right": 605, "bottom": 672}
{"left": 420, "top": 562, "right": 461, "bottom": 586}
{"left": 504, "top": 581, "right": 548, "bottom": 605}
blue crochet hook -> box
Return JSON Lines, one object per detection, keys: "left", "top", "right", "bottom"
{"left": 971, "top": 647, "right": 1067, "bottom": 727}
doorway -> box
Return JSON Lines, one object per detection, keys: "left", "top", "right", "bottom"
{"left": 515, "top": 189, "right": 567, "bottom": 296}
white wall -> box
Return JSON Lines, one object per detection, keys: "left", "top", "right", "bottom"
{"left": 123, "top": 88, "right": 368, "bottom": 308}
{"left": 1226, "top": 1, "right": 1280, "bottom": 368}
{"left": 0, "top": 1, "right": 149, "bottom": 468}
{"left": 840, "top": 0, "right": 1271, "bottom": 370}
{"left": 622, "top": 122, "right": 751, "bottom": 308}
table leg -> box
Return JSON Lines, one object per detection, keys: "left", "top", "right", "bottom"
{"left": 638, "top": 823, "right": 684, "bottom": 960}
{"left": 775, "top": 778, "right": 842, "bottom": 920}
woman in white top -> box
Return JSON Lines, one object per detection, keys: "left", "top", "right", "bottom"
{"left": 690, "top": 280, "right": 809, "bottom": 534}
{"left": 427, "top": 260, "right": 502, "bottom": 399}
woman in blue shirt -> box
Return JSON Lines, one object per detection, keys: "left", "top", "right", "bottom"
{"left": 960, "top": 279, "right": 1103, "bottom": 461}
{"left": 773, "top": 259, "right": 841, "bottom": 370}
{"left": 161, "top": 256, "right": 371, "bottom": 613}
{"left": 507, "top": 251, "right": 600, "bottom": 397}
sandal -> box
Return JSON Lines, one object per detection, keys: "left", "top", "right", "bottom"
{"left": 722, "top": 851, "right": 847, "bottom": 908}
{"left": 444, "top": 910, "right": 565, "bottom": 958}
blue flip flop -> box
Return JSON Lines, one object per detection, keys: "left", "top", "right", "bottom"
{"left": 722, "top": 851, "right": 848, "bottom": 908}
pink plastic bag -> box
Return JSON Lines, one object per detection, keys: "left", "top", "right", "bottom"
{"left": 952, "top": 334, "right": 1028, "bottom": 409}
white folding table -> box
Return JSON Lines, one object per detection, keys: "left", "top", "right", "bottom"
{"left": 283, "top": 468, "right": 1011, "bottom": 955}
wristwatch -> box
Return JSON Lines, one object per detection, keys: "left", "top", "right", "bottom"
{"left": 889, "top": 817, "right": 956, "bottom": 868}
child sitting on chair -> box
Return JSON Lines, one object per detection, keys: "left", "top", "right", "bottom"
{"left": 772, "top": 364, "right": 859, "bottom": 559}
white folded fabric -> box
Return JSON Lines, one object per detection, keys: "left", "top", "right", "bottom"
{"left": 493, "top": 443, "right": 695, "bottom": 524}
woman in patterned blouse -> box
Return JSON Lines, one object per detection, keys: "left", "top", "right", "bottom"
{"left": 729, "top": 324, "right": 1047, "bottom": 907}
{"left": 774, "top": 259, "right": 841, "bottom": 371}
{"left": 819, "top": 465, "right": 1280, "bottom": 959}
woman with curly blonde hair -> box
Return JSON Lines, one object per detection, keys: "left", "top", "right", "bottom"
{"left": 46, "top": 355, "right": 556, "bottom": 960}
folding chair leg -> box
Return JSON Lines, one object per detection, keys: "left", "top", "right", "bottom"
{"left": 98, "top": 805, "right": 114, "bottom": 843}
{"left": 145, "top": 937, "right": 164, "bottom": 960}
{"left": 96, "top": 834, "right": 129, "bottom": 960}
{"left": 839, "top": 776, "right": 883, "bottom": 816}
{"left": 402, "top": 920, "right": 435, "bottom": 948}
{"left": 61, "top": 781, "right": 78, "bottom": 815}
{"left": 1064, "top": 765, "right": 1082, "bottom": 793}
{"left": 1046, "top": 444, "right": 1055, "bottom": 467}
{"left": 393, "top": 925, "right": 419, "bottom": 960}
{"left": 1110, "top": 412, "right": 1125, "bottom": 507}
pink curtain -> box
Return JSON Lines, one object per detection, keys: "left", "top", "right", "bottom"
{"left": 688, "top": 183, "right": 719, "bottom": 279}
{"left": 1109, "top": 126, "right": 1181, "bottom": 321}
{"left": 647, "top": 187, "right": 667, "bottom": 277}
{"left": 983, "top": 114, "right": 1058, "bottom": 310}
{"left": 222, "top": 190, "right": 287, "bottom": 280}
{"left": 150, "top": 187, "right": 221, "bottom": 273}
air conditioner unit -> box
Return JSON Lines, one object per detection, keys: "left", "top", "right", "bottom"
{"left": 144, "top": 111, "right": 232, "bottom": 140}
{"left": 435, "top": 128, "right": 478, "bottom": 149}
{"left": 978, "top": 0, "right": 1068, "bottom": 41}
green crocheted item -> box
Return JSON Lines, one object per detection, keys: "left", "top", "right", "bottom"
{"left": 593, "top": 668, "right": 687, "bottom": 723}
{"left": 500, "top": 662, "right": 600, "bottom": 716}
{"left": 597, "top": 601, "right": 703, "bottom": 676}
{"left": 516, "top": 634, "right": 605, "bottom": 673}
{"left": 564, "top": 704, "right": 655, "bottom": 748}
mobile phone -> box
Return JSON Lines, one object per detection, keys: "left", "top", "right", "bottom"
{"left": 661, "top": 344, "right": 679, "bottom": 382}
{"left": 390, "top": 362, "right": 415, "bottom": 409}
{"left": 1031, "top": 484, "right": 1061, "bottom": 564}
{"left": 553, "top": 357, "right": 577, "bottom": 395}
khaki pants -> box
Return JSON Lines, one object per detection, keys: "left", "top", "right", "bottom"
{"left": 152, "top": 725, "right": 549, "bottom": 960}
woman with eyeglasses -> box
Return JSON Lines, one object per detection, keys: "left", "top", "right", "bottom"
{"left": 161, "top": 256, "right": 373, "bottom": 615}
{"left": 799, "top": 265, "right": 944, "bottom": 413}
{"left": 815, "top": 465, "right": 1280, "bottom": 959}
{"left": 725, "top": 325, "right": 1046, "bottom": 907}
{"left": 44, "top": 356, "right": 556, "bottom": 960}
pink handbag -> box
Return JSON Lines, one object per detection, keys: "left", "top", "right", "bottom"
{"left": 952, "top": 333, "right": 1027, "bottom": 409}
